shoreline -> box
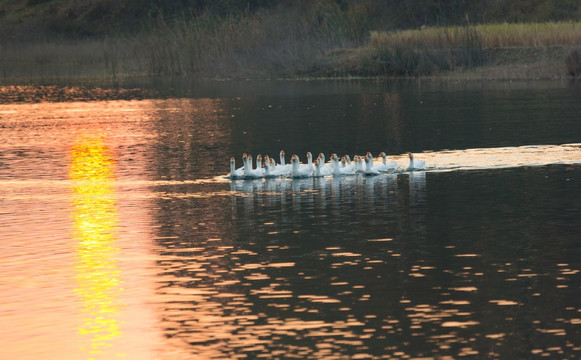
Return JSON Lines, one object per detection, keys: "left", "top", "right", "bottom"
{"left": 0, "top": 75, "right": 576, "bottom": 105}
{"left": 0, "top": 44, "right": 576, "bottom": 85}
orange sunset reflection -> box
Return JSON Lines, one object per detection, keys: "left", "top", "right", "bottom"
{"left": 70, "top": 136, "right": 123, "bottom": 359}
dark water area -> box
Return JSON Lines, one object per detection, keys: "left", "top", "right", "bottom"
{"left": 1, "top": 79, "right": 580, "bottom": 359}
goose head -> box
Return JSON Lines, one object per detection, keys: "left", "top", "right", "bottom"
{"left": 306, "top": 152, "right": 312, "bottom": 166}
{"left": 280, "top": 150, "right": 286, "bottom": 165}
{"left": 230, "top": 157, "right": 236, "bottom": 173}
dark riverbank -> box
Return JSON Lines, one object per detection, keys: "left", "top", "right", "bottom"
{"left": 1, "top": 1, "right": 580, "bottom": 81}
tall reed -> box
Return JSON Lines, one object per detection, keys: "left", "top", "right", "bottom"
{"left": 135, "top": 7, "right": 354, "bottom": 78}
{"left": 369, "top": 21, "right": 581, "bottom": 49}
{"left": 367, "top": 21, "right": 581, "bottom": 76}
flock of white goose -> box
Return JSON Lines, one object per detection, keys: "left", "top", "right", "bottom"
{"left": 229, "top": 150, "right": 426, "bottom": 179}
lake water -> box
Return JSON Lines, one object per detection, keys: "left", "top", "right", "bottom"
{"left": 1, "top": 79, "right": 580, "bottom": 359}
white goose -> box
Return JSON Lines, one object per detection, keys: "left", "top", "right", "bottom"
{"left": 243, "top": 154, "right": 264, "bottom": 179}
{"left": 354, "top": 155, "right": 365, "bottom": 173}
{"left": 364, "top": 152, "right": 380, "bottom": 175}
{"left": 305, "top": 152, "right": 315, "bottom": 173}
{"left": 408, "top": 152, "right": 426, "bottom": 170}
{"left": 317, "top": 152, "right": 334, "bottom": 174}
{"left": 377, "top": 152, "right": 397, "bottom": 172}
{"left": 263, "top": 157, "right": 276, "bottom": 178}
{"left": 340, "top": 155, "right": 358, "bottom": 174}
{"left": 314, "top": 158, "right": 324, "bottom": 177}
{"left": 265, "top": 157, "right": 287, "bottom": 177}
{"left": 291, "top": 154, "right": 313, "bottom": 178}
{"left": 344, "top": 155, "right": 352, "bottom": 166}
{"left": 276, "top": 149, "right": 291, "bottom": 174}
{"left": 256, "top": 154, "right": 263, "bottom": 171}
{"left": 330, "top": 154, "right": 356, "bottom": 176}
{"left": 229, "top": 157, "right": 244, "bottom": 179}
{"left": 315, "top": 156, "right": 332, "bottom": 176}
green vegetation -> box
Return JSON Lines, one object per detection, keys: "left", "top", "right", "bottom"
{"left": 0, "top": 0, "right": 580, "bottom": 80}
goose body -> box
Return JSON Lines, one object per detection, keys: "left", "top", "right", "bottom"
{"left": 377, "top": 152, "right": 397, "bottom": 172}
{"left": 275, "top": 150, "right": 291, "bottom": 175}
{"left": 364, "top": 152, "right": 380, "bottom": 175}
{"left": 291, "top": 155, "right": 313, "bottom": 178}
{"left": 408, "top": 153, "right": 426, "bottom": 170}
{"left": 266, "top": 157, "right": 288, "bottom": 177}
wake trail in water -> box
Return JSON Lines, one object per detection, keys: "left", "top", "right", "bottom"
{"left": 415, "top": 143, "right": 581, "bottom": 172}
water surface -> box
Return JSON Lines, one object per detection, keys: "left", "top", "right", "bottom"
{"left": 1, "top": 80, "right": 580, "bottom": 359}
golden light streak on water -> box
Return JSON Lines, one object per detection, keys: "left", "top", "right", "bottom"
{"left": 69, "top": 136, "right": 123, "bottom": 359}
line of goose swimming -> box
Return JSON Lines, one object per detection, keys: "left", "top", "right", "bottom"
{"left": 229, "top": 150, "right": 426, "bottom": 179}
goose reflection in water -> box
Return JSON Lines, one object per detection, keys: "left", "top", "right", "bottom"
{"left": 229, "top": 173, "right": 424, "bottom": 229}
{"left": 409, "top": 171, "right": 427, "bottom": 206}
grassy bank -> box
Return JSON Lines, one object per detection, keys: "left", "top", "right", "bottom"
{"left": 1, "top": 16, "right": 580, "bottom": 81}
{"left": 306, "top": 21, "right": 581, "bottom": 78}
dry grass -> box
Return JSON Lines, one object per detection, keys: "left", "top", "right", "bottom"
{"left": 356, "top": 21, "right": 581, "bottom": 77}
{"left": 369, "top": 21, "right": 581, "bottom": 50}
